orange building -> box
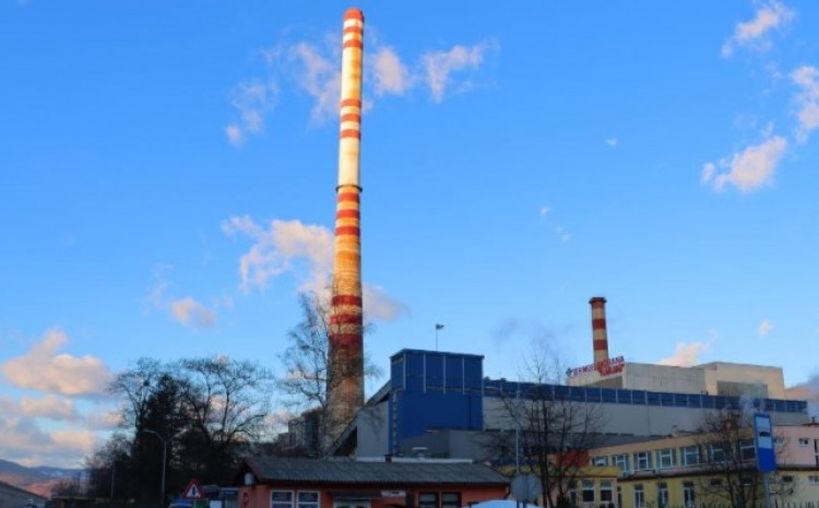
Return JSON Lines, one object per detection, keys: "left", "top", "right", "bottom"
{"left": 236, "top": 458, "right": 509, "bottom": 508}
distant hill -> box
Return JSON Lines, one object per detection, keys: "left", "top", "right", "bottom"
{"left": 0, "top": 459, "right": 83, "bottom": 499}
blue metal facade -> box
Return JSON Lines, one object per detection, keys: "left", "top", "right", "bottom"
{"left": 388, "top": 349, "right": 484, "bottom": 454}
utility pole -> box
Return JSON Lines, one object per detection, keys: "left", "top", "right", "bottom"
{"left": 144, "top": 429, "right": 167, "bottom": 508}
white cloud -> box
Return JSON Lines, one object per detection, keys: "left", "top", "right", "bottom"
{"left": 658, "top": 341, "right": 710, "bottom": 367}
{"left": 539, "top": 205, "right": 551, "bottom": 217}
{"left": 373, "top": 46, "right": 410, "bottom": 96}
{"left": 222, "top": 215, "right": 407, "bottom": 321}
{"left": 363, "top": 285, "right": 409, "bottom": 321}
{"left": 222, "top": 216, "right": 333, "bottom": 294}
{"left": 422, "top": 42, "right": 492, "bottom": 102}
{"left": 1, "top": 329, "right": 112, "bottom": 397}
{"left": 20, "top": 395, "right": 79, "bottom": 421}
{"left": 170, "top": 297, "right": 216, "bottom": 329}
{"left": 225, "top": 80, "right": 278, "bottom": 146}
{"left": 146, "top": 265, "right": 218, "bottom": 329}
{"left": 758, "top": 319, "right": 774, "bottom": 336}
{"left": 555, "top": 225, "right": 571, "bottom": 243}
{"left": 701, "top": 136, "right": 787, "bottom": 192}
{"left": 791, "top": 65, "right": 819, "bottom": 142}
{"left": 604, "top": 137, "right": 619, "bottom": 148}
{"left": 721, "top": 1, "right": 795, "bottom": 57}
{"left": 700, "top": 162, "right": 716, "bottom": 184}
{"left": 290, "top": 42, "right": 340, "bottom": 123}
{"left": 0, "top": 414, "right": 98, "bottom": 468}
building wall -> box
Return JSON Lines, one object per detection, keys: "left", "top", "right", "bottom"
{"left": 622, "top": 364, "right": 707, "bottom": 395}
{"left": 569, "top": 362, "right": 788, "bottom": 400}
{"left": 700, "top": 362, "right": 786, "bottom": 399}
{"left": 239, "top": 483, "right": 506, "bottom": 508}
{"left": 483, "top": 397, "right": 807, "bottom": 437}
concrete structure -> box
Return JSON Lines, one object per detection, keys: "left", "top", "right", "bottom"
{"left": 328, "top": 7, "right": 366, "bottom": 439}
{"left": 0, "top": 480, "right": 46, "bottom": 508}
{"left": 329, "top": 349, "right": 809, "bottom": 460}
{"left": 586, "top": 424, "right": 819, "bottom": 508}
{"left": 568, "top": 360, "right": 788, "bottom": 399}
{"left": 236, "top": 457, "right": 509, "bottom": 508}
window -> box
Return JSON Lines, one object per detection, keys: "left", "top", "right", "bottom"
{"left": 441, "top": 493, "right": 460, "bottom": 508}
{"left": 709, "top": 444, "right": 726, "bottom": 463}
{"left": 613, "top": 454, "right": 630, "bottom": 473}
{"left": 419, "top": 493, "right": 439, "bottom": 508}
{"left": 297, "top": 492, "right": 318, "bottom": 508}
{"left": 592, "top": 456, "right": 609, "bottom": 466}
{"left": 740, "top": 439, "right": 756, "bottom": 461}
{"left": 681, "top": 445, "right": 701, "bottom": 466}
{"left": 657, "top": 482, "right": 669, "bottom": 508}
{"left": 600, "top": 481, "right": 613, "bottom": 503}
{"left": 271, "top": 491, "right": 294, "bottom": 508}
{"left": 683, "top": 482, "right": 696, "bottom": 508}
{"left": 582, "top": 481, "right": 595, "bottom": 503}
{"left": 808, "top": 475, "right": 819, "bottom": 485}
{"left": 782, "top": 475, "right": 794, "bottom": 484}
{"left": 799, "top": 438, "right": 811, "bottom": 447}
{"left": 634, "top": 451, "right": 651, "bottom": 470}
{"left": 710, "top": 478, "right": 723, "bottom": 487}
{"left": 617, "top": 486, "right": 622, "bottom": 508}
{"left": 656, "top": 448, "right": 676, "bottom": 468}
{"left": 634, "top": 485, "right": 645, "bottom": 508}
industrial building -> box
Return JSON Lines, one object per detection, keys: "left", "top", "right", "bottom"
{"left": 327, "top": 298, "right": 809, "bottom": 460}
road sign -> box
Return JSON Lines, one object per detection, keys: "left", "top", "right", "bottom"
{"left": 511, "top": 474, "right": 541, "bottom": 503}
{"left": 182, "top": 479, "right": 206, "bottom": 500}
{"left": 753, "top": 413, "right": 777, "bottom": 473}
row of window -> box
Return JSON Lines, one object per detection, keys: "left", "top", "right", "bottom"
{"left": 481, "top": 382, "right": 808, "bottom": 414}
{"left": 632, "top": 481, "right": 696, "bottom": 508}
{"left": 270, "top": 490, "right": 464, "bottom": 508}
{"left": 593, "top": 442, "right": 757, "bottom": 472}
{"left": 419, "top": 492, "right": 461, "bottom": 508}
{"left": 271, "top": 491, "right": 319, "bottom": 508}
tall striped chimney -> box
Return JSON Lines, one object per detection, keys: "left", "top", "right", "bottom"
{"left": 327, "top": 7, "right": 365, "bottom": 437}
{"left": 589, "top": 297, "right": 610, "bottom": 364}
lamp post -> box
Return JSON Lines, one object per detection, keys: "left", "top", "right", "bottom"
{"left": 435, "top": 323, "right": 444, "bottom": 351}
{"left": 144, "top": 429, "right": 167, "bottom": 508}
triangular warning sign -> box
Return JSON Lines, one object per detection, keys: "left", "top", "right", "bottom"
{"left": 182, "top": 479, "right": 205, "bottom": 499}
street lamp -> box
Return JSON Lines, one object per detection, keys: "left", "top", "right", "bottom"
{"left": 144, "top": 429, "right": 167, "bottom": 508}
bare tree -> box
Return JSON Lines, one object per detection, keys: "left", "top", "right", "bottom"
{"left": 177, "top": 356, "right": 274, "bottom": 483}
{"left": 496, "top": 349, "right": 602, "bottom": 508}
{"left": 277, "top": 292, "right": 381, "bottom": 455}
{"left": 695, "top": 406, "right": 794, "bottom": 508}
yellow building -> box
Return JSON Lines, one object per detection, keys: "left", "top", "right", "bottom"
{"left": 587, "top": 424, "right": 819, "bottom": 508}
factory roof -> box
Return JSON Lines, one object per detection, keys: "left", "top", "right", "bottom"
{"left": 240, "top": 457, "right": 509, "bottom": 486}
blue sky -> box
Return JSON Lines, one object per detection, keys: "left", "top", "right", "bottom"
{"left": 1, "top": 1, "right": 818, "bottom": 467}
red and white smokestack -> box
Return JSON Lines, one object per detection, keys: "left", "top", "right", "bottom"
{"left": 328, "top": 7, "right": 365, "bottom": 435}
{"left": 589, "top": 297, "right": 610, "bottom": 364}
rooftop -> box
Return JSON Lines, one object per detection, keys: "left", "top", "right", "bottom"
{"left": 241, "top": 457, "right": 509, "bottom": 486}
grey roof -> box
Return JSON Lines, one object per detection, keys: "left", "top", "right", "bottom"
{"left": 0, "top": 479, "right": 47, "bottom": 500}
{"left": 243, "top": 457, "right": 509, "bottom": 486}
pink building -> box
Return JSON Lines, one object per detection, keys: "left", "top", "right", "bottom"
{"left": 236, "top": 458, "right": 509, "bottom": 508}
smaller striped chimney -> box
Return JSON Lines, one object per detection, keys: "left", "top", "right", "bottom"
{"left": 589, "top": 297, "right": 609, "bottom": 364}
